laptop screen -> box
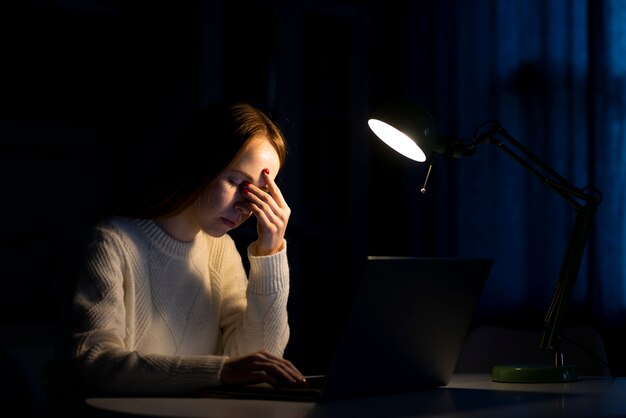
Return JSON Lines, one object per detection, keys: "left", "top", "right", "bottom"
{"left": 320, "top": 256, "right": 493, "bottom": 400}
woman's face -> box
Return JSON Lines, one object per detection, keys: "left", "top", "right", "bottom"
{"left": 193, "top": 135, "right": 281, "bottom": 237}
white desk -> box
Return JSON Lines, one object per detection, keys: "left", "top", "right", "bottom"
{"left": 85, "top": 374, "right": 626, "bottom": 418}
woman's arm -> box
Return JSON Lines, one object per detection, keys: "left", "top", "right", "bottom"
{"left": 71, "top": 223, "right": 224, "bottom": 396}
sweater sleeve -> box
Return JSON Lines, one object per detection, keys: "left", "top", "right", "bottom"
{"left": 218, "top": 238, "right": 290, "bottom": 357}
{"left": 71, "top": 224, "right": 225, "bottom": 396}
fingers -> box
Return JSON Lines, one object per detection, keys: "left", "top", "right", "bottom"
{"left": 231, "top": 351, "right": 304, "bottom": 387}
{"left": 242, "top": 170, "right": 291, "bottom": 255}
{"left": 220, "top": 351, "right": 306, "bottom": 388}
{"left": 244, "top": 173, "right": 289, "bottom": 217}
{"left": 262, "top": 169, "right": 288, "bottom": 207}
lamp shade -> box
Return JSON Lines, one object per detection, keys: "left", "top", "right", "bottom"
{"left": 367, "top": 102, "right": 443, "bottom": 162}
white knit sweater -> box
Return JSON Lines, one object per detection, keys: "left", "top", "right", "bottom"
{"left": 71, "top": 217, "right": 290, "bottom": 395}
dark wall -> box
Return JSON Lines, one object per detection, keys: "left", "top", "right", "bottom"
{"left": 0, "top": 1, "right": 205, "bottom": 326}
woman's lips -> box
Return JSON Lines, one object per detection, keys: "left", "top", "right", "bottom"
{"left": 221, "top": 217, "right": 237, "bottom": 228}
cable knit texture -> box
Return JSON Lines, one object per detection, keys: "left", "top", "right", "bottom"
{"left": 71, "top": 216, "right": 290, "bottom": 395}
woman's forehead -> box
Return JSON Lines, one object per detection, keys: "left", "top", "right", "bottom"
{"left": 227, "top": 137, "right": 280, "bottom": 179}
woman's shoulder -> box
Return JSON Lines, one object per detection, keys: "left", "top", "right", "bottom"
{"left": 92, "top": 216, "right": 142, "bottom": 236}
{"left": 85, "top": 216, "right": 154, "bottom": 248}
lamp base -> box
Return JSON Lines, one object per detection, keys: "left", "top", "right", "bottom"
{"left": 491, "top": 364, "right": 577, "bottom": 383}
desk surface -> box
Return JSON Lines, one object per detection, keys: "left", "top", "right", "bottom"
{"left": 86, "top": 374, "right": 626, "bottom": 418}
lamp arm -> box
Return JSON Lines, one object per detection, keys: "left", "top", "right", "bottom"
{"left": 471, "top": 121, "right": 602, "bottom": 355}
{"left": 540, "top": 205, "right": 597, "bottom": 352}
{"left": 476, "top": 123, "right": 597, "bottom": 209}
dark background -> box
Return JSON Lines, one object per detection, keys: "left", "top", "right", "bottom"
{"left": 1, "top": 0, "right": 624, "bottom": 391}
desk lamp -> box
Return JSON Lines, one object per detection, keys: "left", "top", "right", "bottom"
{"left": 368, "top": 102, "right": 602, "bottom": 383}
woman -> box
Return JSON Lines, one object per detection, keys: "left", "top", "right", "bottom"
{"left": 70, "top": 100, "right": 305, "bottom": 396}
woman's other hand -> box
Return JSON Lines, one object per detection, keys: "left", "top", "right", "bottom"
{"left": 220, "top": 351, "right": 306, "bottom": 387}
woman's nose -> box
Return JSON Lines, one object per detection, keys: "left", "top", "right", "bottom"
{"left": 234, "top": 200, "right": 251, "bottom": 215}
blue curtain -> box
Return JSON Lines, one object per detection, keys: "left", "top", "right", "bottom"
{"left": 404, "top": 0, "right": 625, "bottom": 361}
{"left": 592, "top": 0, "right": 626, "bottom": 323}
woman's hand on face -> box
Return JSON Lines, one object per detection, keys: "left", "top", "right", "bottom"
{"left": 220, "top": 351, "right": 306, "bottom": 387}
{"left": 243, "top": 169, "right": 291, "bottom": 255}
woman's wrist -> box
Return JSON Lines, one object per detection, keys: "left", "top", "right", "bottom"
{"left": 249, "top": 239, "right": 285, "bottom": 256}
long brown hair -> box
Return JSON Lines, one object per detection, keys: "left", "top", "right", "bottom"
{"left": 118, "top": 101, "right": 287, "bottom": 219}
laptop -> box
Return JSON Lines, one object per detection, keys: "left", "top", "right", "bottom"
{"left": 199, "top": 256, "right": 493, "bottom": 402}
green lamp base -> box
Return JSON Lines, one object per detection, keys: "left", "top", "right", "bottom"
{"left": 491, "top": 364, "right": 578, "bottom": 383}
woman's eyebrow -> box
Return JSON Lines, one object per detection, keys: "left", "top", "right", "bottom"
{"left": 229, "top": 169, "right": 270, "bottom": 191}
{"left": 228, "top": 169, "right": 254, "bottom": 182}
